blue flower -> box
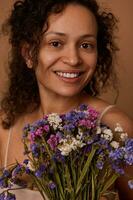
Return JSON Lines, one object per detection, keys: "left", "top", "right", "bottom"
{"left": 30, "top": 143, "right": 40, "bottom": 157}
{"left": 125, "top": 139, "right": 133, "bottom": 153}
{"left": 0, "top": 192, "right": 16, "bottom": 200}
{"left": 79, "top": 104, "right": 88, "bottom": 111}
{"left": 0, "top": 176, "right": 10, "bottom": 188}
{"left": 96, "top": 160, "right": 104, "bottom": 170}
{"left": 0, "top": 193, "right": 5, "bottom": 200}
{"left": 13, "top": 164, "right": 23, "bottom": 176}
{"left": 23, "top": 159, "right": 29, "bottom": 165}
{"left": 109, "top": 148, "right": 125, "bottom": 160}
{"left": 63, "top": 124, "right": 75, "bottom": 132}
{"left": 25, "top": 167, "right": 31, "bottom": 175}
{"left": 124, "top": 153, "right": 133, "bottom": 165}
{"left": 111, "top": 163, "right": 125, "bottom": 175}
{"left": 3, "top": 170, "right": 11, "bottom": 178}
{"left": 35, "top": 165, "right": 46, "bottom": 178}
{"left": 48, "top": 182, "right": 56, "bottom": 190}
{"left": 52, "top": 151, "right": 65, "bottom": 163}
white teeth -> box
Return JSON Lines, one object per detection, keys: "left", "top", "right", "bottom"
{"left": 56, "top": 72, "right": 80, "bottom": 78}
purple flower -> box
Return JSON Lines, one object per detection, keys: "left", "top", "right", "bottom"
{"left": 43, "top": 125, "right": 50, "bottom": 132}
{"left": 52, "top": 150, "right": 65, "bottom": 163}
{"left": 109, "top": 148, "right": 125, "bottom": 161}
{"left": 124, "top": 153, "right": 133, "bottom": 165}
{"left": 83, "top": 145, "right": 92, "bottom": 153}
{"left": 23, "top": 159, "right": 29, "bottom": 165}
{"left": 34, "top": 119, "right": 47, "bottom": 127}
{"left": 48, "top": 182, "right": 56, "bottom": 190}
{"left": 96, "top": 160, "right": 104, "bottom": 170}
{"left": 0, "top": 192, "right": 16, "bottom": 200}
{"left": 79, "top": 119, "right": 91, "bottom": 128}
{"left": 35, "top": 165, "right": 46, "bottom": 178}
{"left": 88, "top": 107, "right": 99, "bottom": 120}
{"left": 65, "top": 112, "right": 75, "bottom": 121}
{"left": 79, "top": 104, "right": 88, "bottom": 111}
{"left": 87, "top": 139, "right": 94, "bottom": 145}
{"left": 30, "top": 143, "right": 40, "bottom": 157}
{"left": 25, "top": 167, "right": 31, "bottom": 175}
{"left": 63, "top": 124, "right": 75, "bottom": 132}
{"left": 0, "top": 177, "right": 8, "bottom": 188}
{"left": 47, "top": 134, "right": 60, "bottom": 150}
{"left": 125, "top": 139, "right": 133, "bottom": 153}
{"left": 13, "top": 164, "right": 23, "bottom": 176}
{"left": 128, "top": 180, "right": 133, "bottom": 189}
{"left": 111, "top": 163, "right": 125, "bottom": 175}
{"left": 0, "top": 193, "right": 5, "bottom": 200}
{"left": 3, "top": 170, "right": 11, "bottom": 178}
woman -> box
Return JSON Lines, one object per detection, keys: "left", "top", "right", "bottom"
{"left": 0, "top": 0, "right": 132, "bottom": 199}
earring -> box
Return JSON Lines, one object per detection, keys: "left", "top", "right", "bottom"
{"left": 26, "top": 59, "right": 32, "bottom": 68}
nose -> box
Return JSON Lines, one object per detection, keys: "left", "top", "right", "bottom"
{"left": 61, "top": 46, "right": 82, "bottom": 66}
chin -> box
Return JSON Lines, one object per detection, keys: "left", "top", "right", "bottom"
{"left": 54, "top": 88, "right": 83, "bottom": 98}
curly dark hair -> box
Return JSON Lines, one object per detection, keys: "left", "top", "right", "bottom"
{"left": 1, "top": 0, "right": 118, "bottom": 128}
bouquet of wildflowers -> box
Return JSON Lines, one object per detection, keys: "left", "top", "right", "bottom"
{"left": 0, "top": 104, "right": 133, "bottom": 200}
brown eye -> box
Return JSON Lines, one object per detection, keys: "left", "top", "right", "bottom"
{"left": 50, "top": 41, "right": 62, "bottom": 48}
{"left": 81, "top": 43, "right": 94, "bottom": 49}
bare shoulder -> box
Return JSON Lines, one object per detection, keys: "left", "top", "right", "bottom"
{"left": 86, "top": 96, "right": 133, "bottom": 137}
{"left": 100, "top": 103, "right": 133, "bottom": 137}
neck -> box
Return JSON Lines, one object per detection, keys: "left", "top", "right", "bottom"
{"left": 39, "top": 91, "right": 86, "bottom": 115}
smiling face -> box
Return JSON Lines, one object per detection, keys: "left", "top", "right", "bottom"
{"left": 35, "top": 3, "right": 98, "bottom": 99}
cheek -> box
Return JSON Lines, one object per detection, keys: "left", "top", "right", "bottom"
{"left": 38, "top": 49, "right": 59, "bottom": 68}
{"left": 85, "top": 53, "right": 97, "bottom": 71}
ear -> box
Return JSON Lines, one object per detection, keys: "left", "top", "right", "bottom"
{"left": 21, "top": 43, "right": 33, "bottom": 68}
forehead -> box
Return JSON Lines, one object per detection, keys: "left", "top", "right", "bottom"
{"left": 45, "top": 4, "right": 97, "bottom": 37}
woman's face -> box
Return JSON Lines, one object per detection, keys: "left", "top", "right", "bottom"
{"left": 35, "top": 4, "right": 98, "bottom": 98}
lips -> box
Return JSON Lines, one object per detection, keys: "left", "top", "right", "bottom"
{"left": 54, "top": 70, "right": 84, "bottom": 83}
{"left": 54, "top": 70, "right": 83, "bottom": 78}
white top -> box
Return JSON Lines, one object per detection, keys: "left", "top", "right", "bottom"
{"left": 1, "top": 105, "right": 115, "bottom": 200}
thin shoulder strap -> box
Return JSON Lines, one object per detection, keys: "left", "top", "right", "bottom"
{"left": 98, "top": 105, "right": 115, "bottom": 125}
{"left": 4, "top": 127, "right": 13, "bottom": 168}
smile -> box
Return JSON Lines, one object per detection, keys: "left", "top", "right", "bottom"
{"left": 55, "top": 72, "right": 81, "bottom": 78}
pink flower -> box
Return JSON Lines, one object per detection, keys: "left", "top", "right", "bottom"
{"left": 43, "top": 125, "right": 50, "bottom": 132}
{"left": 47, "top": 134, "right": 60, "bottom": 150}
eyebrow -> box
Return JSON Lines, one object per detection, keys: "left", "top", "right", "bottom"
{"left": 44, "top": 32, "right": 97, "bottom": 39}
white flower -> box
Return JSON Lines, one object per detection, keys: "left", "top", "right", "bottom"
{"left": 120, "top": 132, "right": 128, "bottom": 141}
{"left": 71, "top": 137, "right": 85, "bottom": 149}
{"left": 110, "top": 141, "right": 120, "bottom": 149}
{"left": 115, "top": 123, "right": 123, "bottom": 132}
{"left": 96, "top": 126, "right": 101, "bottom": 134}
{"left": 58, "top": 136, "right": 85, "bottom": 156}
{"left": 101, "top": 128, "right": 113, "bottom": 141}
{"left": 48, "top": 113, "right": 62, "bottom": 130}
{"left": 76, "top": 128, "right": 83, "bottom": 140}
{"left": 27, "top": 161, "right": 35, "bottom": 171}
{"left": 58, "top": 143, "right": 72, "bottom": 156}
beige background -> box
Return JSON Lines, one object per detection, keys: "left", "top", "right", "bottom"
{"left": 0, "top": 0, "right": 133, "bottom": 119}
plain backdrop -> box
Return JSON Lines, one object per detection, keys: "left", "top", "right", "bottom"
{"left": 0, "top": 0, "right": 133, "bottom": 119}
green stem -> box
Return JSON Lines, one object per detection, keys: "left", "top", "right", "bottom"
{"left": 76, "top": 146, "right": 97, "bottom": 195}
